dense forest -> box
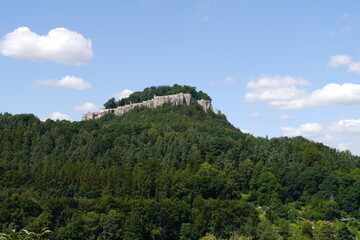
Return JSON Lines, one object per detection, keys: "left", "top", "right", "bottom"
{"left": 0, "top": 100, "right": 360, "bottom": 239}
{"left": 104, "top": 84, "right": 211, "bottom": 109}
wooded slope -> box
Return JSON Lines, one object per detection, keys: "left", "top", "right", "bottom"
{"left": 0, "top": 103, "right": 359, "bottom": 239}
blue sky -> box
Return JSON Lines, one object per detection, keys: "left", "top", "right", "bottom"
{"left": 1, "top": 0, "right": 360, "bottom": 154}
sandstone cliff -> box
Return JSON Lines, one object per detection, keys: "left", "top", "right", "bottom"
{"left": 82, "top": 93, "right": 212, "bottom": 120}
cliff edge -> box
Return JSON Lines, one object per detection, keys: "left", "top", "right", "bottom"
{"left": 82, "top": 92, "right": 212, "bottom": 120}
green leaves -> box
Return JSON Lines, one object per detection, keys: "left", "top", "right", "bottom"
{"left": 0, "top": 104, "right": 360, "bottom": 239}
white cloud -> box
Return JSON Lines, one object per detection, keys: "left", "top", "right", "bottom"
{"left": 245, "top": 75, "right": 309, "bottom": 103}
{"left": 348, "top": 62, "right": 360, "bottom": 74}
{"left": 330, "top": 119, "right": 360, "bottom": 134}
{"left": 310, "top": 83, "right": 360, "bottom": 106}
{"left": 75, "top": 102, "right": 99, "bottom": 112}
{"left": 0, "top": 27, "right": 92, "bottom": 65}
{"left": 247, "top": 112, "right": 261, "bottom": 119}
{"left": 246, "top": 87, "right": 308, "bottom": 102}
{"left": 279, "top": 114, "right": 294, "bottom": 121}
{"left": 282, "top": 123, "right": 323, "bottom": 137}
{"left": 50, "top": 112, "right": 71, "bottom": 121}
{"left": 34, "top": 79, "right": 56, "bottom": 87}
{"left": 337, "top": 143, "right": 349, "bottom": 151}
{"left": 283, "top": 119, "right": 360, "bottom": 137}
{"left": 245, "top": 58, "right": 360, "bottom": 110}
{"left": 328, "top": 54, "right": 360, "bottom": 74}
{"left": 42, "top": 112, "right": 72, "bottom": 121}
{"left": 318, "top": 135, "right": 349, "bottom": 152}
{"left": 246, "top": 75, "right": 309, "bottom": 89}
{"left": 271, "top": 83, "right": 360, "bottom": 110}
{"left": 245, "top": 75, "right": 360, "bottom": 110}
{"left": 318, "top": 134, "right": 339, "bottom": 144}
{"left": 328, "top": 55, "right": 352, "bottom": 68}
{"left": 56, "top": 76, "right": 92, "bottom": 90}
{"left": 282, "top": 119, "right": 360, "bottom": 155}
{"left": 34, "top": 76, "right": 92, "bottom": 90}
{"left": 240, "top": 129, "right": 251, "bottom": 134}
{"left": 114, "top": 89, "right": 133, "bottom": 100}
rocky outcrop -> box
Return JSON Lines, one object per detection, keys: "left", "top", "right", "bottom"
{"left": 82, "top": 92, "right": 212, "bottom": 120}
{"left": 196, "top": 99, "right": 212, "bottom": 112}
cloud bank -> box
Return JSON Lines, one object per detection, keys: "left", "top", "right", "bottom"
{"left": 0, "top": 27, "right": 92, "bottom": 65}
{"left": 245, "top": 75, "right": 309, "bottom": 103}
{"left": 41, "top": 112, "right": 72, "bottom": 121}
{"left": 75, "top": 102, "right": 99, "bottom": 112}
{"left": 114, "top": 89, "right": 133, "bottom": 100}
{"left": 245, "top": 75, "right": 360, "bottom": 110}
{"left": 328, "top": 54, "right": 360, "bottom": 74}
{"left": 34, "top": 76, "right": 92, "bottom": 90}
{"left": 282, "top": 119, "right": 360, "bottom": 154}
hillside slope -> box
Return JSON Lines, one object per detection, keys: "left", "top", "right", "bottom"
{"left": 0, "top": 103, "right": 359, "bottom": 239}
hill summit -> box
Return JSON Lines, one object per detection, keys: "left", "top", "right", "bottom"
{"left": 83, "top": 84, "right": 214, "bottom": 120}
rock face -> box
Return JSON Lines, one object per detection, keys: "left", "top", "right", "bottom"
{"left": 82, "top": 93, "right": 212, "bottom": 120}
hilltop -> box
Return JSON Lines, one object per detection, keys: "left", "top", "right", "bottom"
{"left": 83, "top": 84, "right": 214, "bottom": 120}
{"left": 0, "top": 89, "right": 359, "bottom": 239}
{"left": 83, "top": 92, "right": 212, "bottom": 120}
{"left": 104, "top": 84, "right": 211, "bottom": 108}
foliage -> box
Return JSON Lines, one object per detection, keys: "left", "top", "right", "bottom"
{"left": 313, "top": 221, "right": 336, "bottom": 240}
{"left": 0, "top": 228, "right": 50, "bottom": 240}
{"left": 336, "top": 224, "right": 356, "bottom": 240}
{"left": 103, "top": 97, "right": 117, "bottom": 109}
{"left": 0, "top": 102, "right": 359, "bottom": 239}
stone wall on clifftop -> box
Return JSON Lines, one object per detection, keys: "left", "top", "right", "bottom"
{"left": 82, "top": 92, "right": 212, "bottom": 120}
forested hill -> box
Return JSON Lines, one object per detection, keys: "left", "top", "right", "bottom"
{"left": 0, "top": 103, "right": 360, "bottom": 239}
